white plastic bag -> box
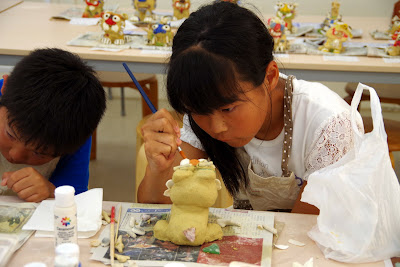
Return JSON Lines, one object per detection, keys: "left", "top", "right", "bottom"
{"left": 301, "top": 83, "right": 400, "bottom": 263}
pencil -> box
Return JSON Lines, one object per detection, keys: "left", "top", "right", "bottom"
{"left": 122, "top": 62, "right": 187, "bottom": 159}
{"left": 110, "top": 206, "right": 115, "bottom": 265}
{"left": 114, "top": 205, "right": 122, "bottom": 243}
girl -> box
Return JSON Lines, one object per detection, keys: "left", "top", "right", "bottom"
{"left": 138, "top": 2, "right": 357, "bottom": 213}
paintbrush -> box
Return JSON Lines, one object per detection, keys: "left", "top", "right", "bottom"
{"left": 110, "top": 206, "right": 115, "bottom": 265}
{"left": 122, "top": 62, "right": 187, "bottom": 159}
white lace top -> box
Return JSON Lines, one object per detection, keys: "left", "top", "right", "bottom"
{"left": 180, "top": 73, "right": 362, "bottom": 181}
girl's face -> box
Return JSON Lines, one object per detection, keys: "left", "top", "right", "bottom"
{"left": 0, "top": 107, "right": 56, "bottom": 165}
{"left": 191, "top": 80, "right": 271, "bottom": 148}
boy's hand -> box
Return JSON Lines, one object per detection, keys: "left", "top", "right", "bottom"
{"left": 1, "top": 167, "right": 56, "bottom": 202}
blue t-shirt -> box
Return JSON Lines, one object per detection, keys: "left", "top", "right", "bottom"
{"left": 0, "top": 79, "right": 90, "bottom": 195}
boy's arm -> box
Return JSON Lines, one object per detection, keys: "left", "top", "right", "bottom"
{"left": 49, "top": 137, "right": 92, "bottom": 195}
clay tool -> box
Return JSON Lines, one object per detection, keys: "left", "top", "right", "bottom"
{"left": 122, "top": 62, "right": 187, "bottom": 159}
{"left": 110, "top": 206, "right": 115, "bottom": 265}
{"left": 114, "top": 205, "right": 122, "bottom": 243}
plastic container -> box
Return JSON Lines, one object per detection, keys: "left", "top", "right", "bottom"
{"left": 54, "top": 186, "right": 78, "bottom": 246}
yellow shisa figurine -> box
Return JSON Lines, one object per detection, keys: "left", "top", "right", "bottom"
{"left": 172, "top": 0, "right": 190, "bottom": 20}
{"left": 147, "top": 22, "right": 174, "bottom": 46}
{"left": 386, "top": 34, "right": 400, "bottom": 56}
{"left": 275, "top": 1, "right": 298, "bottom": 34}
{"left": 100, "top": 11, "right": 129, "bottom": 45}
{"left": 82, "top": 0, "right": 104, "bottom": 18}
{"left": 322, "top": 1, "right": 342, "bottom": 31}
{"left": 319, "top": 21, "right": 352, "bottom": 53}
{"left": 131, "top": 0, "right": 156, "bottom": 22}
{"left": 267, "top": 17, "right": 289, "bottom": 53}
{"left": 388, "top": 18, "right": 400, "bottom": 38}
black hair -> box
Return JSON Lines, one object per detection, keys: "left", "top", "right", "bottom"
{"left": 0, "top": 48, "right": 106, "bottom": 156}
{"left": 167, "top": 2, "right": 274, "bottom": 196}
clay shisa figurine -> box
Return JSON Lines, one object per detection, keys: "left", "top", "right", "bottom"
{"left": 321, "top": 0, "right": 342, "bottom": 32}
{"left": 172, "top": 0, "right": 190, "bottom": 20}
{"left": 82, "top": 0, "right": 104, "bottom": 18}
{"left": 100, "top": 11, "right": 129, "bottom": 45}
{"left": 386, "top": 34, "right": 400, "bottom": 56}
{"left": 153, "top": 159, "right": 223, "bottom": 246}
{"left": 275, "top": 1, "right": 298, "bottom": 34}
{"left": 267, "top": 17, "right": 289, "bottom": 53}
{"left": 147, "top": 22, "right": 174, "bottom": 46}
{"left": 131, "top": 0, "right": 156, "bottom": 23}
{"left": 319, "top": 21, "right": 352, "bottom": 53}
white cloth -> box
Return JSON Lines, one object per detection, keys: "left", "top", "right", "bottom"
{"left": 180, "top": 73, "right": 361, "bottom": 181}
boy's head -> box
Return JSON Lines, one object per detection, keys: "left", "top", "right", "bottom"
{"left": 0, "top": 48, "right": 106, "bottom": 164}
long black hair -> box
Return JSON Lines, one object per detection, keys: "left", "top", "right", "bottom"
{"left": 167, "top": 2, "right": 274, "bottom": 196}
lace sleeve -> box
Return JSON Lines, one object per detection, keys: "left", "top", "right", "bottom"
{"left": 304, "top": 112, "right": 362, "bottom": 178}
{"left": 180, "top": 114, "right": 205, "bottom": 151}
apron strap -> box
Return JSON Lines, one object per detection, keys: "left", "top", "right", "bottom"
{"left": 281, "top": 75, "right": 295, "bottom": 177}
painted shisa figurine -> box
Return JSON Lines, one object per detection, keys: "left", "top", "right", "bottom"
{"left": 172, "top": 0, "right": 190, "bottom": 20}
{"left": 82, "top": 0, "right": 104, "bottom": 18}
{"left": 386, "top": 34, "right": 400, "bottom": 56}
{"left": 131, "top": 0, "right": 156, "bottom": 22}
{"left": 100, "top": 11, "right": 128, "bottom": 45}
{"left": 388, "top": 18, "right": 400, "bottom": 38}
{"left": 322, "top": 1, "right": 342, "bottom": 31}
{"left": 275, "top": 1, "right": 298, "bottom": 34}
{"left": 319, "top": 21, "right": 352, "bottom": 53}
{"left": 267, "top": 17, "right": 289, "bottom": 53}
{"left": 147, "top": 22, "right": 174, "bottom": 46}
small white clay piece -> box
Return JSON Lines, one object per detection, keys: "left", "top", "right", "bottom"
{"left": 274, "top": 244, "right": 289, "bottom": 250}
{"left": 131, "top": 227, "right": 145, "bottom": 236}
{"left": 114, "top": 253, "right": 130, "bottom": 263}
{"left": 102, "top": 210, "right": 111, "bottom": 223}
{"left": 127, "top": 230, "right": 137, "bottom": 239}
{"left": 288, "top": 239, "right": 306, "bottom": 247}
{"left": 217, "top": 219, "right": 241, "bottom": 228}
{"left": 262, "top": 224, "right": 278, "bottom": 235}
{"left": 115, "top": 235, "right": 124, "bottom": 253}
{"left": 90, "top": 239, "right": 101, "bottom": 247}
{"left": 129, "top": 217, "right": 136, "bottom": 228}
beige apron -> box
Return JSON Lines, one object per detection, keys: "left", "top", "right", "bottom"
{"left": 234, "top": 75, "right": 302, "bottom": 211}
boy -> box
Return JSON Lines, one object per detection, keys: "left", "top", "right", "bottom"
{"left": 0, "top": 48, "right": 106, "bottom": 202}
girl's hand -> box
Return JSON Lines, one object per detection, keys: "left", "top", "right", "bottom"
{"left": 141, "top": 109, "right": 182, "bottom": 173}
{"left": 1, "top": 167, "right": 55, "bottom": 202}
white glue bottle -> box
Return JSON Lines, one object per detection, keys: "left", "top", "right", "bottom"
{"left": 54, "top": 185, "right": 78, "bottom": 246}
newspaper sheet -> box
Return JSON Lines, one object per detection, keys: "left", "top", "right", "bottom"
{"left": 0, "top": 201, "right": 37, "bottom": 265}
{"left": 91, "top": 203, "right": 274, "bottom": 267}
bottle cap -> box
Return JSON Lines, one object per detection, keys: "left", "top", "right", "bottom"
{"left": 54, "top": 186, "right": 75, "bottom": 208}
{"left": 24, "top": 263, "right": 47, "bottom": 267}
{"left": 55, "top": 243, "right": 80, "bottom": 267}
{"left": 55, "top": 242, "right": 80, "bottom": 257}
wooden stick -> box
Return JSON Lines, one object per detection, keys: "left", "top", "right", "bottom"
{"left": 114, "top": 205, "right": 122, "bottom": 243}
{"left": 110, "top": 206, "right": 115, "bottom": 266}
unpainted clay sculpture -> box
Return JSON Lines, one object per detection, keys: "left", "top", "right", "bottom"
{"left": 153, "top": 159, "right": 223, "bottom": 246}
{"left": 131, "top": 0, "right": 156, "bottom": 22}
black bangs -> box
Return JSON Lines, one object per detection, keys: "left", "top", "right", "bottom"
{"left": 167, "top": 47, "right": 244, "bottom": 115}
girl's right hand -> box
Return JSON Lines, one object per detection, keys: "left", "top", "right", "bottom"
{"left": 141, "top": 109, "right": 182, "bottom": 173}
